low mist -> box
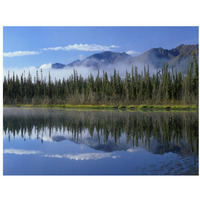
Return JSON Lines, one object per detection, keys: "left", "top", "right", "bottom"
{"left": 3, "top": 61, "right": 156, "bottom": 81}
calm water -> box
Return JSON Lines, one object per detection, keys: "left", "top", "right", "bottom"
{"left": 3, "top": 107, "right": 199, "bottom": 175}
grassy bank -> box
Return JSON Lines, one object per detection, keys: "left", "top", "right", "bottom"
{"left": 3, "top": 104, "right": 198, "bottom": 111}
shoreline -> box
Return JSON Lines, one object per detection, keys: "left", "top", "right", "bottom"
{"left": 3, "top": 104, "right": 198, "bottom": 111}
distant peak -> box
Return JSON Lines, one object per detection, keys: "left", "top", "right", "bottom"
{"left": 53, "top": 62, "right": 65, "bottom": 65}
{"left": 149, "top": 47, "right": 163, "bottom": 51}
{"left": 175, "top": 44, "right": 198, "bottom": 49}
{"left": 175, "top": 44, "right": 185, "bottom": 49}
{"left": 52, "top": 63, "right": 65, "bottom": 69}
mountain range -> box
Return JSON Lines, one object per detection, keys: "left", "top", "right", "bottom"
{"left": 51, "top": 134, "right": 193, "bottom": 156}
{"left": 42, "top": 44, "right": 198, "bottom": 73}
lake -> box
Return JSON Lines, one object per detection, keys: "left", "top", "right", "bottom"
{"left": 3, "top": 107, "right": 199, "bottom": 175}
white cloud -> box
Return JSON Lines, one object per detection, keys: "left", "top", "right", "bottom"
{"left": 43, "top": 154, "right": 63, "bottom": 159}
{"left": 3, "top": 44, "right": 119, "bottom": 58}
{"left": 126, "top": 50, "right": 140, "bottom": 56}
{"left": 43, "top": 44, "right": 119, "bottom": 52}
{"left": 43, "top": 47, "right": 62, "bottom": 51}
{"left": 3, "top": 51, "right": 40, "bottom": 57}
{"left": 4, "top": 149, "right": 40, "bottom": 155}
{"left": 39, "top": 63, "right": 52, "bottom": 70}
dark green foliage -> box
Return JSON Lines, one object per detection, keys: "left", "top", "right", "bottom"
{"left": 3, "top": 58, "right": 198, "bottom": 105}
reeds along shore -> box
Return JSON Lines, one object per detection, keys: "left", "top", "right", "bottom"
{"left": 3, "top": 56, "right": 198, "bottom": 106}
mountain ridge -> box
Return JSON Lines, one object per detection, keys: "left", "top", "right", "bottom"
{"left": 40, "top": 44, "right": 198, "bottom": 73}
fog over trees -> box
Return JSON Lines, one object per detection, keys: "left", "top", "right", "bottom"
{"left": 3, "top": 55, "right": 198, "bottom": 105}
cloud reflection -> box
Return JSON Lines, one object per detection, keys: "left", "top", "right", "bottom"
{"left": 43, "top": 153, "right": 118, "bottom": 160}
{"left": 4, "top": 149, "right": 40, "bottom": 155}
{"left": 127, "top": 148, "right": 140, "bottom": 153}
{"left": 4, "top": 148, "right": 119, "bottom": 160}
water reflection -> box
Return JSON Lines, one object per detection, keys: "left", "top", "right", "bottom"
{"left": 4, "top": 108, "right": 198, "bottom": 156}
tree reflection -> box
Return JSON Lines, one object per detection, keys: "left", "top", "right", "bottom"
{"left": 3, "top": 108, "right": 198, "bottom": 155}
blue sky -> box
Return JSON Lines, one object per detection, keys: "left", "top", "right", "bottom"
{"left": 3, "top": 26, "right": 199, "bottom": 69}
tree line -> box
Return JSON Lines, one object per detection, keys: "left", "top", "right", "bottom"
{"left": 3, "top": 55, "right": 198, "bottom": 105}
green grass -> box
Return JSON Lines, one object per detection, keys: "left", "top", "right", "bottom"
{"left": 4, "top": 104, "right": 198, "bottom": 111}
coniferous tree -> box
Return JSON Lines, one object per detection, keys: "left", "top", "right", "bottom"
{"left": 3, "top": 59, "right": 198, "bottom": 106}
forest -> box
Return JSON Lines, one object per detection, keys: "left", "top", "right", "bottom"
{"left": 3, "top": 55, "right": 198, "bottom": 106}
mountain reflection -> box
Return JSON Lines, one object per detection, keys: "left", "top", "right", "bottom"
{"left": 3, "top": 108, "right": 198, "bottom": 156}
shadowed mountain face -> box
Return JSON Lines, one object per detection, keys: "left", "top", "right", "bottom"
{"left": 133, "top": 47, "right": 179, "bottom": 68}
{"left": 133, "top": 44, "right": 198, "bottom": 72}
{"left": 168, "top": 44, "right": 199, "bottom": 72}
{"left": 44, "top": 44, "right": 198, "bottom": 73}
{"left": 66, "top": 51, "right": 134, "bottom": 68}
{"left": 52, "top": 63, "right": 65, "bottom": 69}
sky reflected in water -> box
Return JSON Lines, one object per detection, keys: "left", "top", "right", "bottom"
{"left": 3, "top": 108, "right": 199, "bottom": 175}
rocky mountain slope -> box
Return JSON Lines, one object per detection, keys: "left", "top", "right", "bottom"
{"left": 40, "top": 44, "right": 198, "bottom": 73}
